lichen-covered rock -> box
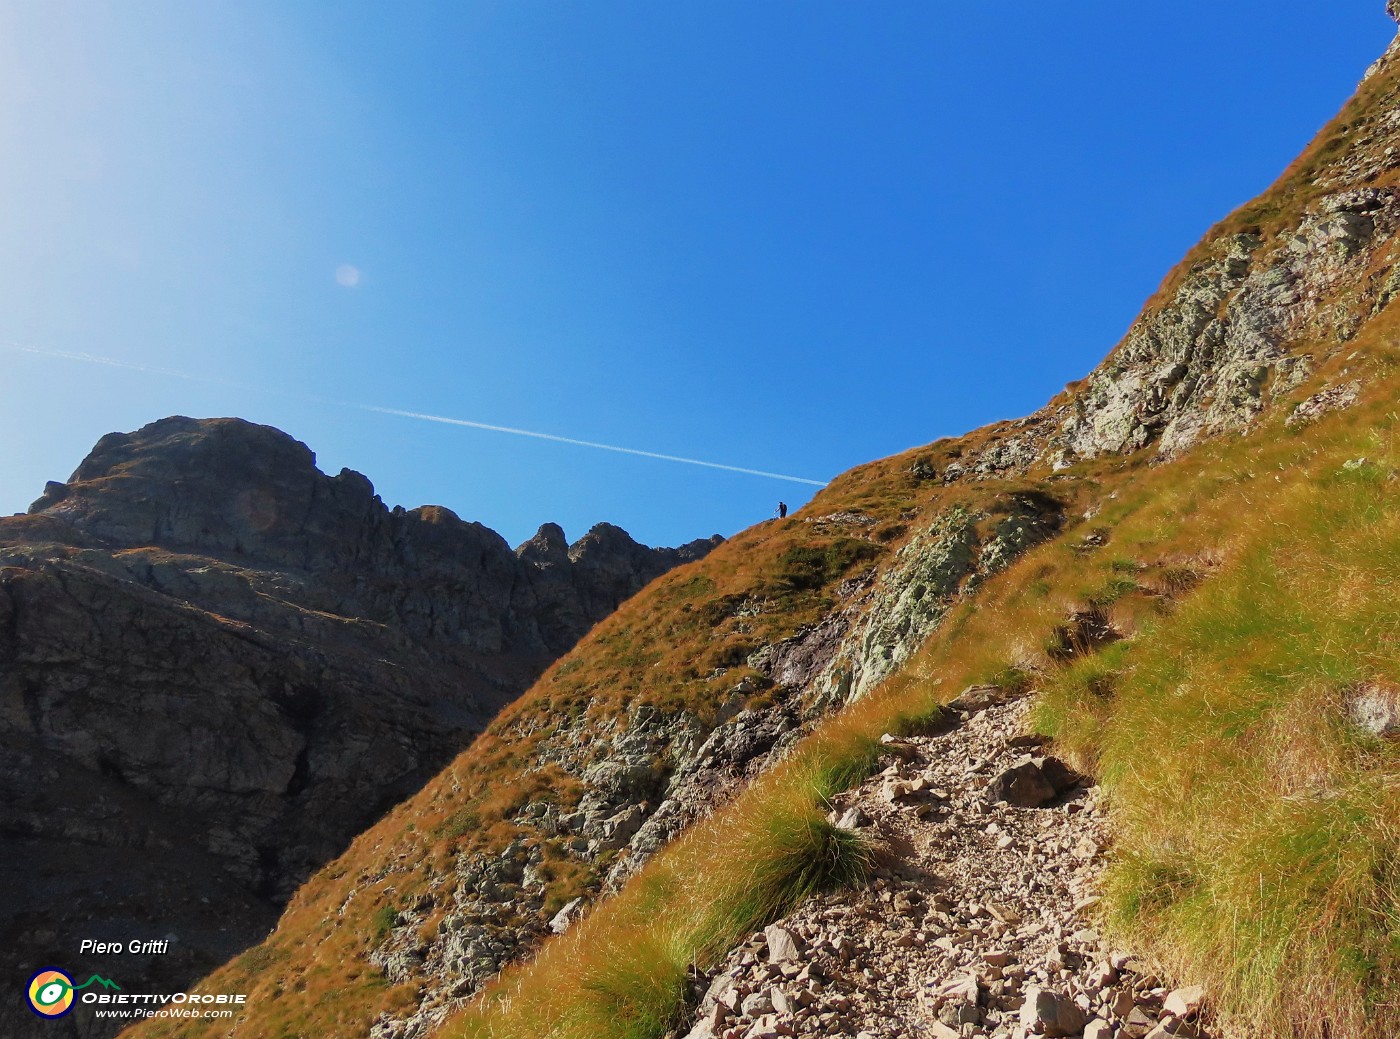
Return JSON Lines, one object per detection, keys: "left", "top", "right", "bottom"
{"left": 1049, "top": 186, "right": 1400, "bottom": 465}
{"left": 823, "top": 494, "right": 1063, "bottom": 702}
{"left": 1349, "top": 682, "right": 1400, "bottom": 737}
{"left": 850, "top": 508, "right": 979, "bottom": 695}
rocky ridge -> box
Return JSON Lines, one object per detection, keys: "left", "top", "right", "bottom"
{"left": 0, "top": 415, "right": 719, "bottom": 1038}
{"left": 926, "top": 34, "right": 1400, "bottom": 485}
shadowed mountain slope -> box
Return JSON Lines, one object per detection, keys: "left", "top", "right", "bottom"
{"left": 0, "top": 416, "right": 720, "bottom": 1038}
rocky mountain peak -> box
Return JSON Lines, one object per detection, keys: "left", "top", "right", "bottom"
{"left": 517, "top": 521, "right": 571, "bottom": 566}
{"left": 23, "top": 417, "right": 718, "bottom": 595}
{"left": 571, "top": 519, "right": 645, "bottom": 559}
{"left": 29, "top": 415, "right": 384, "bottom": 569}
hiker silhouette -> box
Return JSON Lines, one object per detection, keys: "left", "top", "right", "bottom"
{"left": 778, "top": 502, "right": 788, "bottom": 519}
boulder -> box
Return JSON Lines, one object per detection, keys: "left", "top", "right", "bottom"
{"left": 949, "top": 684, "right": 1006, "bottom": 713}
{"left": 831, "top": 806, "right": 868, "bottom": 830}
{"left": 1019, "top": 985, "right": 1088, "bottom": 1037}
{"left": 548, "top": 898, "right": 587, "bottom": 935}
{"left": 1122, "top": 1006, "right": 1160, "bottom": 1038}
{"left": 740, "top": 990, "right": 775, "bottom": 1017}
{"left": 933, "top": 974, "right": 980, "bottom": 1004}
{"left": 986, "top": 755, "right": 1080, "bottom": 808}
{"left": 1163, "top": 985, "right": 1206, "bottom": 1018}
{"left": 1349, "top": 682, "right": 1400, "bottom": 737}
{"left": 765, "top": 924, "right": 804, "bottom": 964}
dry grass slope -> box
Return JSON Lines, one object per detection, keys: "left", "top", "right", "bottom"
{"left": 121, "top": 427, "right": 1057, "bottom": 1039}
{"left": 435, "top": 323, "right": 1400, "bottom": 1039}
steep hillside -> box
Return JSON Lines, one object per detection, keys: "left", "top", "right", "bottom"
{"left": 0, "top": 416, "right": 719, "bottom": 1038}
{"left": 125, "top": 14, "right": 1400, "bottom": 1039}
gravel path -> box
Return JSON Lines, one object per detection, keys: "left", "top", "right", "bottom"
{"left": 679, "top": 687, "right": 1212, "bottom": 1039}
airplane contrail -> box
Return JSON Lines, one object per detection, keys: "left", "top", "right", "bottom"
{"left": 357, "top": 405, "right": 828, "bottom": 486}
{"left": 2, "top": 341, "right": 829, "bottom": 487}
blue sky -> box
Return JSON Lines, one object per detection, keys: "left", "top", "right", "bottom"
{"left": 1, "top": 2, "right": 1393, "bottom": 549}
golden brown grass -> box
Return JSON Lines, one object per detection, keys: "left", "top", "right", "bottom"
{"left": 120, "top": 406, "right": 1074, "bottom": 1039}
{"left": 448, "top": 748, "right": 878, "bottom": 1039}
{"left": 438, "top": 318, "right": 1400, "bottom": 1039}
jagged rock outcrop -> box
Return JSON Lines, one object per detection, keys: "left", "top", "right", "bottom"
{"left": 0, "top": 416, "right": 719, "bottom": 1037}
{"left": 1052, "top": 192, "right": 1395, "bottom": 463}
{"left": 933, "top": 49, "right": 1400, "bottom": 484}
{"left": 933, "top": 186, "right": 1400, "bottom": 484}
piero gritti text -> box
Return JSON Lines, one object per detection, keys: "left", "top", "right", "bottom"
{"left": 80, "top": 939, "right": 171, "bottom": 955}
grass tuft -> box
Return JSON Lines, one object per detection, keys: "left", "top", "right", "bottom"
{"left": 446, "top": 752, "right": 875, "bottom": 1039}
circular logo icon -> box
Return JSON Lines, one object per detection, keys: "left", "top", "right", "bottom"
{"left": 27, "top": 968, "right": 75, "bottom": 1018}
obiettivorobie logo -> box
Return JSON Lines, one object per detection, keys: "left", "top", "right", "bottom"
{"left": 26, "top": 968, "right": 120, "bottom": 1018}
{"left": 24, "top": 967, "right": 249, "bottom": 1023}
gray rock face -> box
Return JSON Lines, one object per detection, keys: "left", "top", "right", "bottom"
{"left": 1051, "top": 189, "right": 1400, "bottom": 465}
{"left": 548, "top": 897, "right": 587, "bottom": 934}
{"left": 814, "top": 493, "right": 1064, "bottom": 704}
{"left": 0, "top": 416, "right": 720, "bottom": 1037}
{"left": 848, "top": 507, "right": 981, "bottom": 696}
{"left": 1286, "top": 380, "right": 1361, "bottom": 427}
{"left": 940, "top": 185, "right": 1400, "bottom": 482}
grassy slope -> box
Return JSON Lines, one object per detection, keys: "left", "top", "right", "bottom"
{"left": 428, "top": 327, "right": 1400, "bottom": 1039}
{"left": 121, "top": 425, "right": 1079, "bottom": 1039}
{"left": 128, "top": 38, "right": 1400, "bottom": 1039}
{"left": 432, "top": 47, "right": 1400, "bottom": 1038}
{"left": 1036, "top": 332, "right": 1400, "bottom": 1037}
{"left": 431, "top": 321, "right": 1400, "bottom": 1039}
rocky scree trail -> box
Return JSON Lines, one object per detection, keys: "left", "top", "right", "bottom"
{"left": 679, "top": 688, "right": 1210, "bottom": 1039}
